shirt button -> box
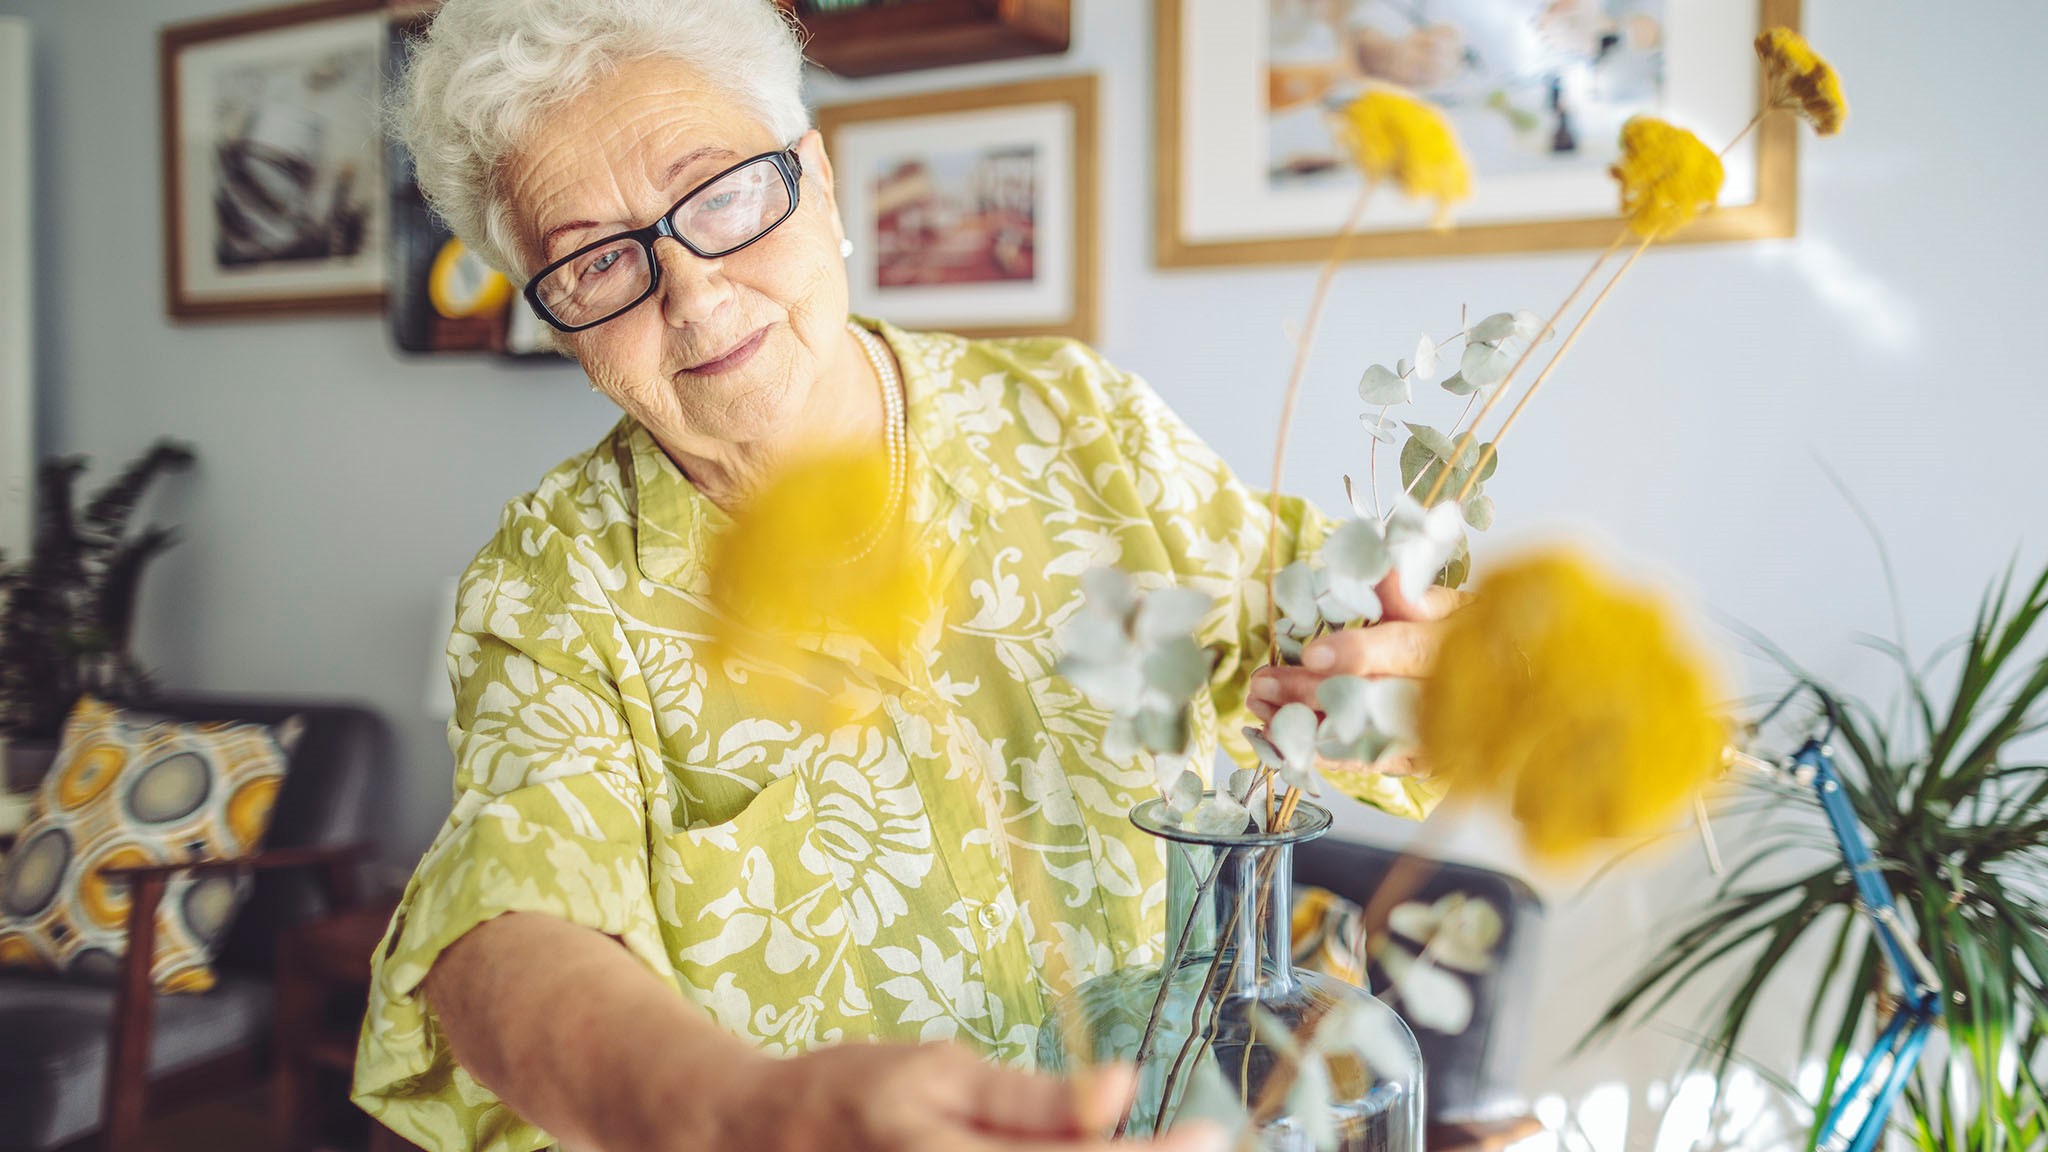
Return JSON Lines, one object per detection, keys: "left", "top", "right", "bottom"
{"left": 977, "top": 901, "right": 1010, "bottom": 932}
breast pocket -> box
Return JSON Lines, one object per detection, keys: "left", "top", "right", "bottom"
{"left": 651, "top": 771, "right": 872, "bottom": 1055}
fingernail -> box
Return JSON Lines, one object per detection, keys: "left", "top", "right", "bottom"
{"left": 1304, "top": 644, "right": 1335, "bottom": 671}
{"left": 1249, "top": 677, "right": 1279, "bottom": 703}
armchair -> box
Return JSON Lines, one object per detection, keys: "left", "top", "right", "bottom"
{"left": 0, "top": 697, "right": 390, "bottom": 1152}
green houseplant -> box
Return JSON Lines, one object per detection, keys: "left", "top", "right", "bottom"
{"left": 1586, "top": 561, "right": 2048, "bottom": 1149}
{"left": 0, "top": 440, "right": 196, "bottom": 740}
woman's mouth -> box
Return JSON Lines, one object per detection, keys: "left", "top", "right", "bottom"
{"left": 680, "top": 326, "right": 770, "bottom": 376}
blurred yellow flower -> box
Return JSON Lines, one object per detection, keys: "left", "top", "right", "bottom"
{"left": 1756, "top": 27, "right": 1847, "bottom": 136}
{"left": 1334, "top": 89, "right": 1472, "bottom": 225}
{"left": 704, "top": 446, "right": 930, "bottom": 674}
{"left": 1417, "top": 550, "right": 1726, "bottom": 865}
{"left": 1608, "top": 117, "right": 1725, "bottom": 240}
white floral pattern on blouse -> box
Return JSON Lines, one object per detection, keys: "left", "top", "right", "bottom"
{"left": 352, "top": 319, "right": 1443, "bottom": 1152}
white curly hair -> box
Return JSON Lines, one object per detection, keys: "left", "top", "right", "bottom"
{"left": 393, "top": 0, "right": 812, "bottom": 279}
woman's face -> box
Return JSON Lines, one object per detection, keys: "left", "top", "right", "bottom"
{"left": 504, "top": 57, "right": 848, "bottom": 454}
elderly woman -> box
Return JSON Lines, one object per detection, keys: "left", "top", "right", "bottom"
{"left": 353, "top": 1, "right": 1448, "bottom": 1149}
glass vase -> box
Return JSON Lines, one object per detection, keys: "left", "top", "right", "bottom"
{"left": 1039, "top": 796, "right": 1423, "bottom": 1151}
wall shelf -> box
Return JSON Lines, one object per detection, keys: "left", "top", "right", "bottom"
{"left": 782, "top": 0, "right": 1070, "bottom": 78}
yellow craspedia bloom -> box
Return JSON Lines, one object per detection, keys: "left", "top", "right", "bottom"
{"left": 1418, "top": 549, "right": 1727, "bottom": 865}
{"left": 704, "top": 445, "right": 931, "bottom": 674}
{"left": 1334, "top": 89, "right": 1472, "bottom": 225}
{"left": 1756, "top": 27, "right": 1847, "bottom": 136}
{"left": 1609, "top": 116, "right": 1725, "bottom": 240}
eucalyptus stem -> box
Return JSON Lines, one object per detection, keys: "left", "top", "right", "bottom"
{"left": 1114, "top": 850, "right": 1227, "bottom": 1138}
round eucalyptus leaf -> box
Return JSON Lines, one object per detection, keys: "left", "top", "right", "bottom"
{"left": 1327, "top": 999, "right": 1421, "bottom": 1081}
{"left": 1315, "top": 675, "right": 1375, "bottom": 743}
{"left": 1184, "top": 792, "right": 1252, "bottom": 836}
{"left": 1357, "top": 363, "right": 1411, "bottom": 406}
{"left": 1322, "top": 518, "right": 1393, "bottom": 587}
{"left": 1171, "top": 1054, "right": 1252, "bottom": 1139}
{"left": 1460, "top": 339, "right": 1518, "bottom": 389}
{"left": 1276, "top": 632, "right": 1306, "bottom": 664}
{"left": 1226, "top": 766, "right": 1256, "bottom": 804}
{"left": 1476, "top": 441, "right": 1500, "bottom": 482}
{"left": 1057, "top": 650, "right": 1145, "bottom": 712}
{"left": 1143, "top": 634, "right": 1211, "bottom": 703}
{"left": 1383, "top": 945, "right": 1474, "bottom": 1035}
{"left": 1512, "top": 309, "right": 1549, "bottom": 343}
{"left": 1413, "top": 333, "right": 1440, "bottom": 381}
{"left": 1243, "top": 726, "right": 1287, "bottom": 772}
{"left": 1358, "top": 411, "right": 1400, "bottom": 444}
{"left": 1136, "top": 584, "right": 1213, "bottom": 645}
{"left": 1366, "top": 678, "right": 1421, "bottom": 743}
{"left": 1403, "top": 422, "right": 1459, "bottom": 464}
{"left": 1438, "top": 371, "right": 1478, "bottom": 396}
{"left": 1317, "top": 579, "right": 1381, "bottom": 627}
{"left": 1080, "top": 566, "right": 1139, "bottom": 624}
{"left": 1461, "top": 493, "right": 1495, "bottom": 531}
{"left": 1134, "top": 702, "right": 1192, "bottom": 756}
{"left": 1163, "top": 766, "right": 1203, "bottom": 821}
{"left": 1468, "top": 311, "right": 1519, "bottom": 343}
{"left": 1274, "top": 561, "right": 1320, "bottom": 629}
{"left": 1386, "top": 500, "right": 1466, "bottom": 602}
{"left": 1268, "top": 702, "right": 1319, "bottom": 771}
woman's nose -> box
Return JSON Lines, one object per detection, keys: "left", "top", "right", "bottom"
{"left": 650, "top": 236, "right": 733, "bottom": 327}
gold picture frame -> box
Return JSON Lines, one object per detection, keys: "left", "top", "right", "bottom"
{"left": 817, "top": 74, "right": 1098, "bottom": 343}
{"left": 1156, "top": 0, "right": 1802, "bottom": 268}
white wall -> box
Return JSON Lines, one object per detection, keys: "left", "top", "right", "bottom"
{"left": 0, "top": 19, "right": 31, "bottom": 555}
{"left": 5, "top": 0, "right": 2044, "bottom": 1144}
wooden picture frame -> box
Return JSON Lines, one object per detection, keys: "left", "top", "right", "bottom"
{"left": 160, "top": 0, "right": 388, "bottom": 319}
{"left": 1156, "top": 0, "right": 1801, "bottom": 268}
{"left": 817, "top": 74, "right": 1097, "bottom": 343}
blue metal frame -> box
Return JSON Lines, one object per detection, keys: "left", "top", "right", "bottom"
{"left": 1757, "top": 690, "right": 1943, "bottom": 1152}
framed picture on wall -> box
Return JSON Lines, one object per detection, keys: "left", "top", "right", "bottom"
{"left": 1157, "top": 0, "right": 1800, "bottom": 267}
{"left": 818, "top": 75, "right": 1097, "bottom": 343}
{"left": 160, "top": 0, "right": 387, "bottom": 319}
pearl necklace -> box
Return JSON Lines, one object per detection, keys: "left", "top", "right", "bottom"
{"left": 844, "top": 321, "right": 906, "bottom": 564}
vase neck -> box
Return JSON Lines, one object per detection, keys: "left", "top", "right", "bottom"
{"left": 1164, "top": 838, "right": 1296, "bottom": 997}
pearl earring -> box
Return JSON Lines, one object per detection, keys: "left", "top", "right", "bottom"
{"left": 840, "top": 237, "right": 855, "bottom": 258}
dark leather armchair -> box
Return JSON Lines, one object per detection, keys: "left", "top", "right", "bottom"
{"left": 0, "top": 697, "right": 390, "bottom": 1152}
{"left": 1294, "top": 835, "right": 1546, "bottom": 1151}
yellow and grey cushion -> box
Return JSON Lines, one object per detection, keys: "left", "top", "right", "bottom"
{"left": 0, "top": 698, "right": 299, "bottom": 993}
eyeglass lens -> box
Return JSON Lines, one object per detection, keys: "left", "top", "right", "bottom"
{"left": 532, "top": 155, "right": 793, "bottom": 329}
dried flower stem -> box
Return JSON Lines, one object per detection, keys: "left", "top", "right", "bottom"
{"left": 1454, "top": 233, "right": 1654, "bottom": 503}
{"left": 1719, "top": 110, "right": 1765, "bottom": 158}
{"left": 1420, "top": 231, "right": 1626, "bottom": 509}
{"left": 1265, "top": 180, "right": 1378, "bottom": 668}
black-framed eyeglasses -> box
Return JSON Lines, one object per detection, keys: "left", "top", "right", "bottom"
{"left": 523, "top": 148, "right": 803, "bottom": 334}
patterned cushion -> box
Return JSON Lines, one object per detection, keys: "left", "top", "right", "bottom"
{"left": 0, "top": 698, "right": 299, "bottom": 993}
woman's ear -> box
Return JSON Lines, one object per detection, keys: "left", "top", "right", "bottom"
{"left": 795, "top": 128, "right": 838, "bottom": 219}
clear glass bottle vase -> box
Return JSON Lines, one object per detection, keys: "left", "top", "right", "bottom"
{"left": 1038, "top": 796, "right": 1423, "bottom": 1151}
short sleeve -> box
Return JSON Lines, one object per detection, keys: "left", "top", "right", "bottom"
{"left": 1090, "top": 358, "right": 1442, "bottom": 823}
{"left": 352, "top": 558, "right": 674, "bottom": 1152}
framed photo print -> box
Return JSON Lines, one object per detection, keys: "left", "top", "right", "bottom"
{"left": 160, "top": 0, "right": 387, "bottom": 318}
{"left": 1157, "top": 0, "right": 1801, "bottom": 267}
{"left": 818, "top": 74, "right": 1097, "bottom": 343}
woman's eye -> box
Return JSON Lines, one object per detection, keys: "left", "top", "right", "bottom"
{"left": 699, "top": 191, "right": 739, "bottom": 213}
{"left": 584, "top": 247, "right": 625, "bottom": 276}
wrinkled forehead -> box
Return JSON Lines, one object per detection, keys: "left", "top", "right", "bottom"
{"left": 500, "top": 56, "right": 785, "bottom": 266}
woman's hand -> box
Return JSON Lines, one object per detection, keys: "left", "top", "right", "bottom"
{"left": 1246, "top": 577, "right": 1467, "bottom": 779}
{"left": 738, "top": 1042, "right": 1224, "bottom": 1152}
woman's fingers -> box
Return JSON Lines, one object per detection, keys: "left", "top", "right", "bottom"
{"left": 1301, "top": 621, "right": 1439, "bottom": 680}
{"left": 950, "top": 1053, "right": 1147, "bottom": 1138}
{"left": 956, "top": 1122, "right": 1228, "bottom": 1152}
{"left": 1376, "top": 577, "right": 1468, "bottom": 623}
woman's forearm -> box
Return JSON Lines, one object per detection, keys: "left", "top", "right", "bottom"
{"left": 422, "top": 910, "right": 764, "bottom": 1152}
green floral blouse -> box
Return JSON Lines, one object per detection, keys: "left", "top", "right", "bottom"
{"left": 352, "top": 320, "right": 1442, "bottom": 1151}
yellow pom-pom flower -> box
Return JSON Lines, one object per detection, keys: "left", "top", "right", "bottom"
{"left": 1334, "top": 89, "right": 1473, "bottom": 225}
{"left": 1608, "top": 116, "right": 1725, "bottom": 240}
{"left": 1756, "top": 27, "right": 1847, "bottom": 136}
{"left": 704, "top": 446, "right": 931, "bottom": 683}
{"left": 1417, "top": 549, "right": 1727, "bottom": 865}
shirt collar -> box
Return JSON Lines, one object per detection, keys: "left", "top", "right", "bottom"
{"left": 629, "top": 317, "right": 989, "bottom": 594}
